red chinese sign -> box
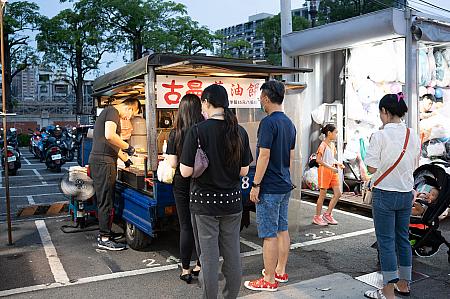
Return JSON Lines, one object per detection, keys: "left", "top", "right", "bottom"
{"left": 156, "top": 75, "right": 264, "bottom": 108}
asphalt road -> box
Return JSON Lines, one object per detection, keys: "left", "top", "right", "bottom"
{"left": 1, "top": 150, "right": 450, "bottom": 298}
{"left": 0, "top": 149, "right": 76, "bottom": 221}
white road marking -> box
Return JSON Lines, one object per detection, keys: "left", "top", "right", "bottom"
{"left": 27, "top": 195, "right": 35, "bottom": 205}
{"left": 240, "top": 237, "right": 262, "bottom": 250}
{"left": 0, "top": 227, "right": 375, "bottom": 297}
{"left": 22, "top": 162, "right": 78, "bottom": 166}
{"left": 0, "top": 183, "right": 57, "bottom": 189}
{"left": 7, "top": 173, "right": 63, "bottom": 179}
{"left": 290, "top": 228, "right": 375, "bottom": 249}
{"left": 23, "top": 157, "right": 32, "bottom": 165}
{"left": 32, "top": 169, "right": 48, "bottom": 185}
{"left": 300, "top": 200, "right": 373, "bottom": 222}
{"left": 0, "top": 192, "right": 63, "bottom": 199}
{"left": 35, "top": 220, "right": 70, "bottom": 284}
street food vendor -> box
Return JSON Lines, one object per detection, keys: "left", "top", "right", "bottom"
{"left": 89, "top": 98, "right": 140, "bottom": 251}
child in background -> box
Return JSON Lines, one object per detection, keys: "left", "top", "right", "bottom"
{"left": 313, "top": 124, "right": 345, "bottom": 226}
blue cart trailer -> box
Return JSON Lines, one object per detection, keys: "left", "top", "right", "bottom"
{"left": 91, "top": 54, "right": 311, "bottom": 250}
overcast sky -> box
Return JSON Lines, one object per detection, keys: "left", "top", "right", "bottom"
{"left": 24, "top": 0, "right": 450, "bottom": 77}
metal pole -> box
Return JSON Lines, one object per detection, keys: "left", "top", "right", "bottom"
{"left": 405, "top": 8, "right": 419, "bottom": 132}
{"left": 280, "top": 0, "right": 293, "bottom": 81}
{"left": 1, "top": 1, "right": 12, "bottom": 245}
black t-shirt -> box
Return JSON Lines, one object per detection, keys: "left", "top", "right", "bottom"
{"left": 180, "top": 119, "right": 253, "bottom": 216}
{"left": 166, "top": 129, "right": 191, "bottom": 192}
{"left": 89, "top": 106, "right": 121, "bottom": 163}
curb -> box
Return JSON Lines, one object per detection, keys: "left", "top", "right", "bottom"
{"left": 16, "top": 201, "right": 69, "bottom": 217}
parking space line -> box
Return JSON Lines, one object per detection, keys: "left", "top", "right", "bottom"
{"left": 35, "top": 220, "right": 70, "bottom": 284}
{"left": 0, "top": 183, "right": 57, "bottom": 189}
{"left": 33, "top": 169, "right": 48, "bottom": 185}
{"left": 27, "top": 195, "right": 36, "bottom": 205}
{"left": 240, "top": 237, "right": 262, "bottom": 250}
{"left": 0, "top": 192, "right": 62, "bottom": 199}
{"left": 300, "top": 200, "right": 373, "bottom": 222}
{"left": 7, "top": 173, "right": 62, "bottom": 179}
{"left": 23, "top": 157, "right": 32, "bottom": 165}
{"left": 0, "top": 226, "right": 375, "bottom": 297}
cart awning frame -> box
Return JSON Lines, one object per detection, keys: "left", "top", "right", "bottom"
{"left": 93, "top": 53, "right": 312, "bottom": 96}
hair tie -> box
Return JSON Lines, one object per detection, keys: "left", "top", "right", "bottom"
{"left": 396, "top": 92, "right": 405, "bottom": 103}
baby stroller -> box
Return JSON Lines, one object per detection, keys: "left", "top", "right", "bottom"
{"left": 409, "top": 163, "right": 450, "bottom": 262}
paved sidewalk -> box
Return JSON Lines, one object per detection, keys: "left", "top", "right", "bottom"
{"left": 240, "top": 272, "right": 373, "bottom": 299}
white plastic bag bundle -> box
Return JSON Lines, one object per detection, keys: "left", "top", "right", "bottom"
{"left": 157, "top": 159, "right": 175, "bottom": 184}
{"left": 427, "top": 142, "right": 446, "bottom": 158}
{"left": 303, "top": 167, "right": 319, "bottom": 191}
{"left": 311, "top": 104, "right": 326, "bottom": 125}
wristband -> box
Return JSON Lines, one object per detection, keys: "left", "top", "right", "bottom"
{"left": 252, "top": 181, "right": 261, "bottom": 188}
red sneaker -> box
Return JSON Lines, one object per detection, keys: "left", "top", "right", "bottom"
{"left": 244, "top": 277, "right": 278, "bottom": 292}
{"left": 261, "top": 269, "right": 289, "bottom": 283}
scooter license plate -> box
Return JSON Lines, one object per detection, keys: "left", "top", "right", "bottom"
{"left": 7, "top": 156, "right": 16, "bottom": 162}
{"left": 51, "top": 154, "right": 62, "bottom": 160}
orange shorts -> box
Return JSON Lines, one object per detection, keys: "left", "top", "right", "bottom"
{"left": 318, "top": 166, "right": 340, "bottom": 189}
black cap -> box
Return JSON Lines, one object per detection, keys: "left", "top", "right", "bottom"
{"left": 201, "top": 84, "right": 229, "bottom": 108}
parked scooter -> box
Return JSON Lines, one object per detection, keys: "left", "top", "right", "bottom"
{"left": 1, "top": 128, "right": 22, "bottom": 175}
{"left": 29, "top": 128, "right": 42, "bottom": 159}
{"left": 61, "top": 127, "right": 77, "bottom": 162}
{"left": 44, "top": 126, "right": 65, "bottom": 172}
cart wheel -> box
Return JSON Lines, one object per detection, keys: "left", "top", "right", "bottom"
{"left": 125, "top": 221, "right": 152, "bottom": 250}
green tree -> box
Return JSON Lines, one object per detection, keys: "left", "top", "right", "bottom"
{"left": 318, "top": 0, "right": 397, "bottom": 24}
{"left": 2, "top": 1, "right": 43, "bottom": 110}
{"left": 256, "top": 14, "right": 309, "bottom": 65}
{"left": 227, "top": 39, "right": 251, "bottom": 59}
{"left": 90, "top": 0, "right": 187, "bottom": 61}
{"left": 37, "top": 4, "right": 114, "bottom": 114}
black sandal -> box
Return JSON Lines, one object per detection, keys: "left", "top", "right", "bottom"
{"left": 179, "top": 273, "right": 192, "bottom": 284}
{"left": 191, "top": 269, "right": 200, "bottom": 277}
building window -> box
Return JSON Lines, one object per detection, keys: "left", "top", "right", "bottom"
{"left": 54, "top": 85, "right": 68, "bottom": 94}
{"left": 40, "top": 85, "right": 48, "bottom": 93}
{"left": 39, "top": 74, "right": 50, "bottom": 82}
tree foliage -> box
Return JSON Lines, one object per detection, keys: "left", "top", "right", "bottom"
{"left": 2, "top": 1, "right": 44, "bottom": 110}
{"left": 256, "top": 14, "right": 309, "bottom": 65}
{"left": 318, "top": 0, "right": 397, "bottom": 24}
{"left": 37, "top": 3, "right": 114, "bottom": 114}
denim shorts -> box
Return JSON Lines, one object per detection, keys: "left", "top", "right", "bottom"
{"left": 256, "top": 192, "right": 291, "bottom": 238}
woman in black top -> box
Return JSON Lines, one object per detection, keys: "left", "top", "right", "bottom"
{"left": 166, "top": 94, "right": 204, "bottom": 284}
{"left": 180, "top": 84, "right": 253, "bottom": 299}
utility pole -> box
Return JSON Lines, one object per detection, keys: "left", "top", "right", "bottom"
{"left": 0, "top": 0, "right": 12, "bottom": 245}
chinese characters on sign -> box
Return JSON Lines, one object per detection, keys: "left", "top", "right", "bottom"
{"left": 156, "top": 75, "right": 265, "bottom": 108}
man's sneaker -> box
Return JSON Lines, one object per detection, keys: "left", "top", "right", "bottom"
{"left": 244, "top": 277, "right": 278, "bottom": 292}
{"left": 322, "top": 212, "right": 338, "bottom": 225}
{"left": 262, "top": 269, "right": 289, "bottom": 283}
{"left": 98, "top": 238, "right": 127, "bottom": 251}
{"left": 312, "top": 215, "right": 328, "bottom": 226}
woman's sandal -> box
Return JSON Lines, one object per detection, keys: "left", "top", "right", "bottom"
{"left": 191, "top": 269, "right": 200, "bottom": 277}
{"left": 394, "top": 283, "right": 411, "bottom": 296}
{"left": 364, "top": 289, "right": 387, "bottom": 299}
{"left": 179, "top": 273, "right": 192, "bottom": 284}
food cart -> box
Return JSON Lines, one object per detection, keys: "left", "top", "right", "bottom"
{"left": 282, "top": 7, "right": 450, "bottom": 208}
{"left": 91, "top": 53, "right": 312, "bottom": 249}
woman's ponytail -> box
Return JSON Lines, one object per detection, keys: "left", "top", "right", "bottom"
{"left": 223, "top": 107, "right": 242, "bottom": 170}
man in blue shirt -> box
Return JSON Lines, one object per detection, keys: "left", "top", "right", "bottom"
{"left": 244, "top": 80, "right": 296, "bottom": 292}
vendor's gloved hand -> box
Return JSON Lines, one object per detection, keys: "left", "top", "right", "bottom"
{"left": 124, "top": 159, "right": 133, "bottom": 168}
{"left": 123, "top": 145, "right": 135, "bottom": 156}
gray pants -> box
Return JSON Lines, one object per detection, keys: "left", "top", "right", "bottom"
{"left": 192, "top": 212, "right": 242, "bottom": 299}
